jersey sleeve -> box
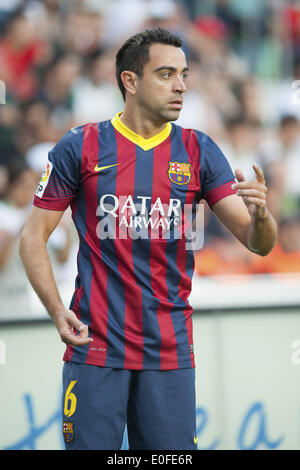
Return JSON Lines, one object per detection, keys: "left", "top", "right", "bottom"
{"left": 33, "top": 128, "right": 82, "bottom": 211}
{"left": 197, "top": 133, "right": 237, "bottom": 208}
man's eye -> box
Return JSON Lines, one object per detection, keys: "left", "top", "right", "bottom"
{"left": 182, "top": 74, "right": 188, "bottom": 81}
{"left": 162, "top": 73, "right": 171, "bottom": 79}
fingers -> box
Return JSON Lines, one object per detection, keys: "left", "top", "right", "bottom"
{"left": 234, "top": 168, "right": 245, "bottom": 183}
{"left": 253, "top": 163, "right": 265, "bottom": 185}
{"left": 75, "top": 324, "right": 93, "bottom": 346}
{"left": 232, "top": 164, "right": 267, "bottom": 192}
{"left": 232, "top": 164, "right": 268, "bottom": 218}
{"left": 232, "top": 181, "right": 267, "bottom": 191}
{"left": 236, "top": 188, "right": 266, "bottom": 199}
{"left": 60, "top": 325, "right": 93, "bottom": 346}
{"left": 59, "top": 310, "right": 93, "bottom": 346}
{"left": 241, "top": 197, "right": 266, "bottom": 207}
{"left": 69, "top": 314, "right": 86, "bottom": 332}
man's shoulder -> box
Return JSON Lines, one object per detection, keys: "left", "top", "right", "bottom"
{"left": 67, "top": 118, "right": 112, "bottom": 138}
{"left": 172, "top": 122, "right": 209, "bottom": 143}
{"left": 58, "top": 119, "right": 111, "bottom": 148}
{"left": 50, "top": 119, "right": 113, "bottom": 164}
{"left": 172, "top": 122, "right": 211, "bottom": 148}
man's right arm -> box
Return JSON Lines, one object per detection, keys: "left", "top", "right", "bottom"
{"left": 19, "top": 206, "right": 92, "bottom": 346}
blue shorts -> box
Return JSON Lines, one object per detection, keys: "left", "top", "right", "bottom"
{"left": 62, "top": 362, "right": 197, "bottom": 450}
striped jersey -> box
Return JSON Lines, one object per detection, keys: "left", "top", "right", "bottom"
{"left": 34, "top": 112, "right": 236, "bottom": 370}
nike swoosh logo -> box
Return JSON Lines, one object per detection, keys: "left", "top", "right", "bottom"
{"left": 194, "top": 436, "right": 198, "bottom": 444}
{"left": 94, "top": 163, "right": 120, "bottom": 172}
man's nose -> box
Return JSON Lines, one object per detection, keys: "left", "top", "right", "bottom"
{"left": 173, "top": 75, "right": 187, "bottom": 93}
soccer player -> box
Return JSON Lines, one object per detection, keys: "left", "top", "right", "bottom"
{"left": 19, "top": 28, "right": 277, "bottom": 450}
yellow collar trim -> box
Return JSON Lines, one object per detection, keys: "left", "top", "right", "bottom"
{"left": 111, "top": 112, "right": 172, "bottom": 151}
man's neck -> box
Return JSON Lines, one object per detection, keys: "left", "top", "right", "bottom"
{"left": 120, "top": 107, "right": 168, "bottom": 139}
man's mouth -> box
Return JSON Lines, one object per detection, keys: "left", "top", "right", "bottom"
{"left": 168, "top": 99, "right": 183, "bottom": 109}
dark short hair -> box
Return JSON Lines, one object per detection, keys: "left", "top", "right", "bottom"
{"left": 116, "top": 27, "right": 183, "bottom": 101}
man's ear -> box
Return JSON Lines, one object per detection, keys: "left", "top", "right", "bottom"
{"left": 120, "top": 70, "right": 138, "bottom": 96}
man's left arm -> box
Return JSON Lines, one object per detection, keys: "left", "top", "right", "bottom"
{"left": 212, "top": 164, "right": 277, "bottom": 256}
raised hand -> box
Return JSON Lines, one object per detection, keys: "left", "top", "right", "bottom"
{"left": 232, "top": 163, "right": 268, "bottom": 219}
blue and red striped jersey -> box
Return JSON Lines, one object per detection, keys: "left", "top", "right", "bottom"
{"left": 34, "top": 112, "right": 236, "bottom": 370}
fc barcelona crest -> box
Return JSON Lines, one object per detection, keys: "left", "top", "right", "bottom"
{"left": 168, "top": 161, "right": 191, "bottom": 185}
{"left": 63, "top": 421, "right": 74, "bottom": 443}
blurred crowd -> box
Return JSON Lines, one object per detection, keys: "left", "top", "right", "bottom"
{"left": 0, "top": 0, "right": 300, "bottom": 315}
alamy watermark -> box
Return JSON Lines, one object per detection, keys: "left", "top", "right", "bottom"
{"left": 95, "top": 195, "right": 205, "bottom": 250}
{"left": 291, "top": 80, "right": 300, "bottom": 106}
{"left": 0, "top": 340, "right": 6, "bottom": 365}
{"left": 0, "top": 80, "right": 6, "bottom": 104}
{"left": 291, "top": 339, "right": 300, "bottom": 365}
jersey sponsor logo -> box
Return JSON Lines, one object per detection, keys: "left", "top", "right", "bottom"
{"left": 94, "top": 163, "right": 120, "bottom": 172}
{"left": 35, "top": 161, "right": 53, "bottom": 198}
{"left": 168, "top": 161, "right": 191, "bottom": 185}
{"left": 95, "top": 193, "right": 205, "bottom": 248}
{"left": 63, "top": 421, "right": 74, "bottom": 443}
{"left": 97, "top": 194, "right": 181, "bottom": 219}
{"left": 194, "top": 435, "right": 198, "bottom": 444}
{"left": 96, "top": 194, "right": 204, "bottom": 250}
{"left": 96, "top": 194, "right": 182, "bottom": 240}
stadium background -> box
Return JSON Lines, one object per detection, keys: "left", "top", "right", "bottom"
{"left": 0, "top": 0, "right": 300, "bottom": 450}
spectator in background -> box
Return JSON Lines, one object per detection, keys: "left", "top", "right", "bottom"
{"left": 273, "top": 57, "right": 300, "bottom": 121}
{"left": 194, "top": 233, "right": 256, "bottom": 276}
{"left": 21, "top": 0, "right": 63, "bottom": 43}
{"left": 0, "top": 165, "right": 8, "bottom": 199}
{"left": 103, "top": 0, "right": 149, "bottom": 47}
{"left": 0, "top": 10, "right": 52, "bottom": 102}
{"left": 13, "top": 99, "right": 58, "bottom": 156}
{"left": 259, "top": 115, "right": 300, "bottom": 219}
{"left": 219, "top": 117, "right": 262, "bottom": 181}
{"left": 176, "top": 58, "right": 226, "bottom": 139}
{"left": 182, "top": 15, "right": 250, "bottom": 137}
{"left": 188, "top": 14, "right": 249, "bottom": 82}
{"left": 61, "top": 4, "right": 105, "bottom": 56}
{"left": 143, "top": 0, "right": 186, "bottom": 34}
{"left": 236, "top": 77, "right": 263, "bottom": 124}
{"left": 251, "top": 215, "right": 300, "bottom": 274}
{"left": 25, "top": 140, "right": 56, "bottom": 176}
{"left": 282, "top": 2, "right": 300, "bottom": 65}
{"left": 72, "top": 48, "right": 123, "bottom": 125}
{"left": 36, "top": 54, "right": 82, "bottom": 132}
{"left": 0, "top": 102, "right": 22, "bottom": 165}
{"left": 25, "top": 139, "right": 78, "bottom": 285}
{"left": 0, "top": 160, "right": 38, "bottom": 316}
{"left": 0, "top": 159, "right": 73, "bottom": 317}
{"left": 195, "top": 213, "right": 300, "bottom": 277}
